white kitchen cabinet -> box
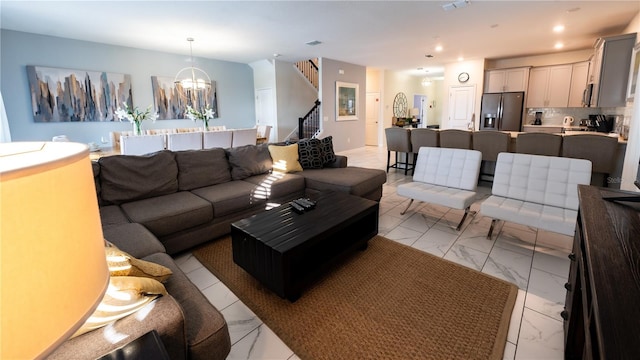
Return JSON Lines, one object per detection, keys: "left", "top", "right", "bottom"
{"left": 485, "top": 67, "right": 530, "bottom": 93}
{"left": 589, "top": 33, "right": 636, "bottom": 108}
{"left": 526, "top": 65, "right": 572, "bottom": 108}
{"left": 568, "top": 61, "right": 590, "bottom": 107}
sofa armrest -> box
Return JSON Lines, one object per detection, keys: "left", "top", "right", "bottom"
{"left": 325, "top": 155, "right": 347, "bottom": 168}
{"left": 47, "top": 295, "right": 187, "bottom": 360}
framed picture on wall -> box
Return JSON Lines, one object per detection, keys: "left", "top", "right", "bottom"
{"left": 336, "top": 81, "right": 359, "bottom": 121}
{"left": 26, "top": 65, "right": 132, "bottom": 122}
{"left": 151, "top": 75, "right": 218, "bottom": 120}
{"left": 627, "top": 42, "right": 640, "bottom": 101}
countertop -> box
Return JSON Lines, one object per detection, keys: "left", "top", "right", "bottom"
{"left": 507, "top": 130, "right": 626, "bottom": 144}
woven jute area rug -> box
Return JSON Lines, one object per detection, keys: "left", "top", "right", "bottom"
{"left": 194, "top": 235, "right": 518, "bottom": 360}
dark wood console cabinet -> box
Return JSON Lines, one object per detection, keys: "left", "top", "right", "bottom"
{"left": 563, "top": 185, "right": 640, "bottom": 359}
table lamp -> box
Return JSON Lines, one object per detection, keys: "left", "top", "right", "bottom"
{"left": 1, "top": 142, "right": 109, "bottom": 359}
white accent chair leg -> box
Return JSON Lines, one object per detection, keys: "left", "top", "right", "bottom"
{"left": 455, "top": 206, "right": 476, "bottom": 231}
{"left": 400, "top": 199, "right": 414, "bottom": 215}
{"left": 487, "top": 219, "right": 499, "bottom": 240}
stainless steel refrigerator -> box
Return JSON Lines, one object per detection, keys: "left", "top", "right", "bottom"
{"left": 479, "top": 92, "right": 524, "bottom": 131}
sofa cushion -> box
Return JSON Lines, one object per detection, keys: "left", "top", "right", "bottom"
{"left": 242, "top": 172, "right": 306, "bottom": 201}
{"left": 226, "top": 144, "right": 273, "bottom": 180}
{"left": 99, "top": 205, "right": 130, "bottom": 226}
{"left": 99, "top": 151, "right": 178, "bottom": 204}
{"left": 191, "top": 180, "right": 267, "bottom": 217}
{"left": 297, "top": 138, "right": 323, "bottom": 169}
{"left": 300, "top": 167, "right": 387, "bottom": 198}
{"left": 175, "top": 148, "right": 232, "bottom": 191}
{"left": 268, "top": 143, "right": 303, "bottom": 173}
{"left": 120, "top": 192, "right": 213, "bottom": 237}
{"left": 145, "top": 252, "right": 231, "bottom": 360}
{"left": 91, "top": 161, "right": 103, "bottom": 206}
{"left": 102, "top": 223, "right": 166, "bottom": 259}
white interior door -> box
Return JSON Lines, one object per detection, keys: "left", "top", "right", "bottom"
{"left": 256, "top": 88, "right": 276, "bottom": 142}
{"left": 448, "top": 85, "right": 476, "bottom": 129}
{"left": 365, "top": 92, "right": 380, "bottom": 146}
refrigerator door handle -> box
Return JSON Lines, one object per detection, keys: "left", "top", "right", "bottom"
{"left": 497, "top": 96, "right": 504, "bottom": 130}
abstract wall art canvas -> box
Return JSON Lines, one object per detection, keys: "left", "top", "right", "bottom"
{"left": 151, "top": 76, "right": 218, "bottom": 120}
{"left": 26, "top": 65, "right": 132, "bottom": 122}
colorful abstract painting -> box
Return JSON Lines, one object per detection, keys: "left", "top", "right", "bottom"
{"left": 26, "top": 65, "right": 132, "bottom": 122}
{"left": 151, "top": 75, "right": 218, "bottom": 120}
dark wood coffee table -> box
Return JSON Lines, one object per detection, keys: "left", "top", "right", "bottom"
{"left": 231, "top": 191, "right": 379, "bottom": 301}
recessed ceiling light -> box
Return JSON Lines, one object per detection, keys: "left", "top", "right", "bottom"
{"left": 553, "top": 25, "right": 565, "bottom": 33}
{"left": 555, "top": 42, "right": 564, "bottom": 49}
{"left": 435, "top": 45, "right": 443, "bottom": 52}
{"left": 273, "top": 53, "right": 281, "bottom": 57}
{"left": 305, "top": 40, "right": 322, "bottom": 46}
{"left": 458, "top": 57, "right": 464, "bottom": 61}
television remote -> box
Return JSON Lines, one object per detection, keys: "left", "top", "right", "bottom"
{"left": 290, "top": 201, "right": 305, "bottom": 214}
{"left": 294, "top": 198, "right": 315, "bottom": 210}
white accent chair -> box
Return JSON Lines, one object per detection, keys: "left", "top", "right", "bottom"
{"left": 120, "top": 134, "right": 166, "bottom": 155}
{"left": 397, "top": 147, "right": 482, "bottom": 230}
{"left": 480, "top": 152, "right": 592, "bottom": 239}
{"left": 167, "top": 132, "right": 203, "bottom": 151}
{"left": 203, "top": 130, "right": 233, "bottom": 149}
{"left": 231, "top": 128, "right": 257, "bottom": 148}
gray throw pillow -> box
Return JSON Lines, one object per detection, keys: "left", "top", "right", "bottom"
{"left": 99, "top": 150, "right": 178, "bottom": 205}
{"left": 226, "top": 144, "right": 273, "bottom": 180}
{"left": 298, "top": 138, "right": 323, "bottom": 169}
{"left": 174, "top": 148, "right": 232, "bottom": 190}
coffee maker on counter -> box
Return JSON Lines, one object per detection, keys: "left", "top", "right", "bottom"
{"left": 533, "top": 111, "right": 542, "bottom": 125}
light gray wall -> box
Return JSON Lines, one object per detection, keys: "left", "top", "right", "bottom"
{"left": 0, "top": 30, "right": 255, "bottom": 144}
{"left": 320, "top": 58, "right": 366, "bottom": 152}
{"left": 275, "top": 59, "right": 318, "bottom": 141}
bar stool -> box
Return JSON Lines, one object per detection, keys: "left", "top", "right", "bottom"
{"left": 385, "top": 127, "right": 413, "bottom": 175}
{"left": 410, "top": 128, "right": 439, "bottom": 163}
{"left": 472, "top": 131, "right": 510, "bottom": 183}
{"left": 561, "top": 134, "right": 618, "bottom": 187}
{"left": 439, "top": 129, "right": 472, "bottom": 149}
{"left": 516, "top": 133, "right": 562, "bottom": 156}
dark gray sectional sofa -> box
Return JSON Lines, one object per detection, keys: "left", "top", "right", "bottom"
{"left": 49, "top": 143, "right": 386, "bottom": 360}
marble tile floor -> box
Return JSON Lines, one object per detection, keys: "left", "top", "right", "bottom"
{"left": 174, "top": 145, "right": 571, "bottom": 360}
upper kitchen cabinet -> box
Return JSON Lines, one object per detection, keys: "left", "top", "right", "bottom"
{"left": 526, "top": 64, "right": 572, "bottom": 108}
{"left": 484, "top": 67, "right": 530, "bottom": 93}
{"left": 568, "top": 61, "right": 590, "bottom": 107}
{"left": 588, "top": 33, "right": 637, "bottom": 108}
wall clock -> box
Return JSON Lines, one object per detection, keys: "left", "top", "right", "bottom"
{"left": 458, "top": 72, "right": 470, "bottom": 83}
{"left": 392, "top": 92, "right": 408, "bottom": 118}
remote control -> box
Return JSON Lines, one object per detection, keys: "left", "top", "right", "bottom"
{"left": 290, "top": 201, "right": 305, "bottom": 214}
{"left": 298, "top": 198, "right": 316, "bottom": 207}
{"left": 294, "top": 198, "right": 315, "bottom": 210}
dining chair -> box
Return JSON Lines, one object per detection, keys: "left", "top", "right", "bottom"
{"left": 167, "top": 132, "right": 203, "bottom": 151}
{"left": 231, "top": 128, "right": 258, "bottom": 148}
{"left": 120, "top": 134, "right": 166, "bottom": 155}
{"left": 516, "top": 132, "right": 562, "bottom": 156}
{"left": 439, "top": 129, "right": 472, "bottom": 149}
{"left": 385, "top": 127, "right": 413, "bottom": 175}
{"left": 561, "top": 134, "right": 618, "bottom": 187}
{"left": 203, "top": 130, "right": 233, "bottom": 149}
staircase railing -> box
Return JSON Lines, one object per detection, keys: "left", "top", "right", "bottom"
{"left": 295, "top": 59, "right": 319, "bottom": 90}
{"left": 298, "top": 100, "right": 321, "bottom": 140}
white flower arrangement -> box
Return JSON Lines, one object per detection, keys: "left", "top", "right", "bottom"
{"left": 114, "top": 103, "right": 158, "bottom": 135}
{"left": 186, "top": 105, "right": 215, "bottom": 130}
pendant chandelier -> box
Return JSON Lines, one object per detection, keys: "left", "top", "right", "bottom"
{"left": 174, "top": 38, "right": 212, "bottom": 103}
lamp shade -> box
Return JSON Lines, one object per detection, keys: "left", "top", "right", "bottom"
{"left": 0, "top": 142, "right": 109, "bottom": 359}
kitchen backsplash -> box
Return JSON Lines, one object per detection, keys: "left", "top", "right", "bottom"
{"left": 524, "top": 106, "right": 627, "bottom": 126}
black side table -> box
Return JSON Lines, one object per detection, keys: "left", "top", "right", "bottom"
{"left": 98, "top": 330, "right": 170, "bottom": 360}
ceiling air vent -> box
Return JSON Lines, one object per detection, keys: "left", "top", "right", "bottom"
{"left": 305, "top": 40, "right": 322, "bottom": 46}
{"left": 442, "top": 0, "right": 470, "bottom": 12}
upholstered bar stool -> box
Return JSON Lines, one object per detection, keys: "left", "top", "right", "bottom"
{"left": 439, "top": 129, "right": 472, "bottom": 149}
{"left": 410, "top": 128, "right": 439, "bottom": 163}
{"left": 385, "top": 127, "right": 413, "bottom": 175}
{"left": 516, "top": 133, "right": 563, "bottom": 156}
{"left": 561, "top": 134, "right": 618, "bottom": 187}
{"left": 472, "top": 131, "right": 510, "bottom": 183}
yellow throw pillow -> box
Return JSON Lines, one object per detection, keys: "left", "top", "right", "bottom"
{"left": 105, "top": 246, "right": 172, "bottom": 283}
{"left": 72, "top": 276, "right": 167, "bottom": 338}
{"left": 268, "top": 143, "right": 303, "bottom": 173}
